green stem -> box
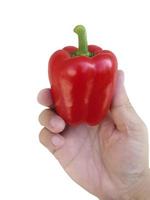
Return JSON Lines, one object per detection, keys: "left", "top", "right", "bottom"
{"left": 73, "top": 25, "right": 91, "bottom": 57}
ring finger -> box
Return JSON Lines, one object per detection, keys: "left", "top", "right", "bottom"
{"left": 39, "top": 109, "right": 66, "bottom": 133}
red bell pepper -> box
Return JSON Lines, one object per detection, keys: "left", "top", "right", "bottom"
{"left": 48, "top": 25, "right": 118, "bottom": 125}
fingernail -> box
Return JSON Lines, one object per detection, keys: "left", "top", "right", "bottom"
{"left": 49, "top": 116, "right": 65, "bottom": 132}
{"left": 51, "top": 135, "right": 64, "bottom": 146}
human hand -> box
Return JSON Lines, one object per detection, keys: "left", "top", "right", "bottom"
{"left": 38, "top": 70, "right": 149, "bottom": 200}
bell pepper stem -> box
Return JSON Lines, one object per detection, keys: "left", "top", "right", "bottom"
{"left": 74, "top": 25, "right": 91, "bottom": 57}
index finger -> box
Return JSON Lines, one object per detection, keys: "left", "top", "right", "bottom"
{"left": 37, "top": 88, "right": 53, "bottom": 107}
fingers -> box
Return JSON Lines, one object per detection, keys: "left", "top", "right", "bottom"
{"left": 39, "top": 127, "right": 65, "bottom": 154}
{"left": 111, "top": 70, "right": 145, "bottom": 132}
{"left": 39, "top": 108, "right": 66, "bottom": 154}
{"left": 39, "top": 109, "right": 66, "bottom": 133}
{"left": 38, "top": 89, "right": 66, "bottom": 154}
{"left": 37, "top": 88, "right": 53, "bottom": 107}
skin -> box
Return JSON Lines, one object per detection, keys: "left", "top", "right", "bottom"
{"left": 38, "top": 70, "right": 150, "bottom": 200}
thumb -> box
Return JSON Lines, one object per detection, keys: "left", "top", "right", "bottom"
{"left": 111, "top": 70, "right": 145, "bottom": 133}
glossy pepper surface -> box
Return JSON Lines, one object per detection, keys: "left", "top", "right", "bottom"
{"left": 48, "top": 25, "right": 118, "bottom": 125}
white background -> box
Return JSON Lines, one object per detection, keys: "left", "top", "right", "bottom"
{"left": 0, "top": 0, "right": 150, "bottom": 199}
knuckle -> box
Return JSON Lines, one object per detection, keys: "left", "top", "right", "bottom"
{"left": 112, "top": 100, "right": 133, "bottom": 112}
{"left": 120, "top": 101, "right": 133, "bottom": 111}
{"left": 38, "top": 109, "right": 50, "bottom": 124}
{"left": 127, "top": 119, "right": 147, "bottom": 133}
{"left": 39, "top": 127, "right": 46, "bottom": 143}
{"left": 127, "top": 120, "right": 140, "bottom": 132}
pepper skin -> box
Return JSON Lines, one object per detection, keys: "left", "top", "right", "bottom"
{"left": 48, "top": 25, "right": 118, "bottom": 126}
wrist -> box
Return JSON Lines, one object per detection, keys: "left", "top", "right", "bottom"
{"left": 114, "top": 169, "right": 150, "bottom": 200}
{"left": 98, "top": 169, "right": 150, "bottom": 200}
{"left": 130, "top": 169, "right": 150, "bottom": 200}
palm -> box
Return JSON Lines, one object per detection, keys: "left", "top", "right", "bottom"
{"left": 53, "top": 115, "right": 148, "bottom": 198}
